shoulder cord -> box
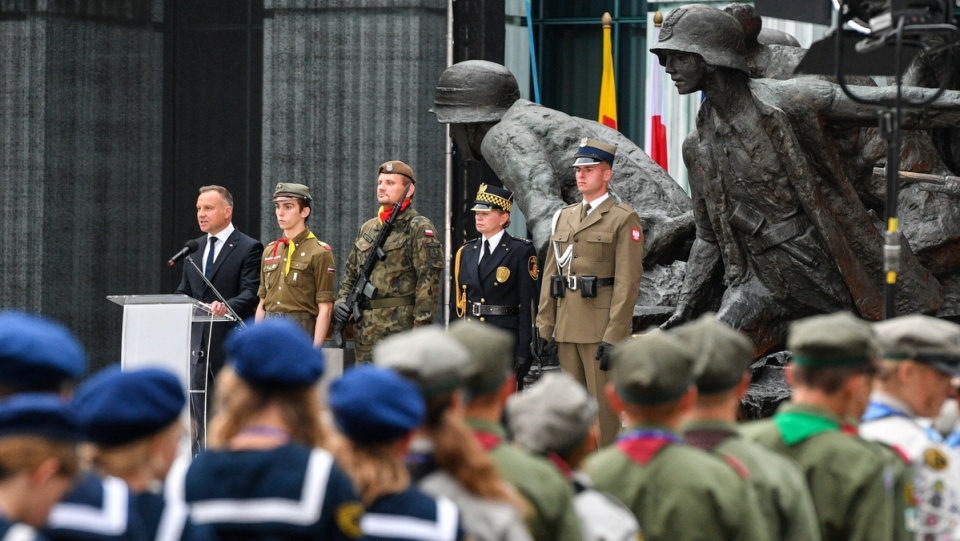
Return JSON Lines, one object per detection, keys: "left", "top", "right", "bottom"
{"left": 454, "top": 246, "right": 467, "bottom": 318}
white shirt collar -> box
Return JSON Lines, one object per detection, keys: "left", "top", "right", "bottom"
{"left": 481, "top": 229, "right": 506, "bottom": 250}
{"left": 210, "top": 223, "right": 235, "bottom": 245}
{"left": 583, "top": 192, "right": 610, "bottom": 213}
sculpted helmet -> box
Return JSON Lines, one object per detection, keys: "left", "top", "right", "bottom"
{"left": 650, "top": 4, "right": 749, "bottom": 75}
{"left": 432, "top": 60, "right": 521, "bottom": 124}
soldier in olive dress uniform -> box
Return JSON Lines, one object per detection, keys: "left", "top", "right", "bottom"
{"left": 256, "top": 183, "right": 336, "bottom": 346}
{"left": 536, "top": 139, "right": 644, "bottom": 445}
{"left": 335, "top": 161, "right": 444, "bottom": 362}
{"left": 453, "top": 184, "right": 539, "bottom": 383}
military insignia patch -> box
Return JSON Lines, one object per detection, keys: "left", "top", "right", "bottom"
{"left": 631, "top": 227, "right": 641, "bottom": 242}
{"left": 496, "top": 266, "right": 511, "bottom": 283}
{"left": 335, "top": 502, "right": 364, "bottom": 538}
{"left": 424, "top": 229, "right": 435, "bottom": 237}
{"left": 385, "top": 163, "right": 394, "bottom": 172}
{"left": 924, "top": 448, "right": 949, "bottom": 471}
{"left": 327, "top": 267, "right": 336, "bottom": 273}
{"left": 528, "top": 256, "right": 539, "bottom": 280}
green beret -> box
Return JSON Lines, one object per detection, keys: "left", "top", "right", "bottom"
{"left": 373, "top": 327, "right": 468, "bottom": 396}
{"left": 273, "top": 183, "right": 312, "bottom": 202}
{"left": 448, "top": 320, "right": 514, "bottom": 397}
{"left": 611, "top": 331, "right": 696, "bottom": 406}
{"left": 874, "top": 314, "right": 960, "bottom": 375}
{"left": 788, "top": 312, "right": 876, "bottom": 368}
{"left": 670, "top": 314, "right": 754, "bottom": 394}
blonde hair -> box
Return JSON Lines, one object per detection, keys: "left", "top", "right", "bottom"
{"left": 207, "top": 366, "right": 326, "bottom": 449}
{"left": 0, "top": 437, "right": 78, "bottom": 481}
{"left": 83, "top": 422, "right": 181, "bottom": 481}
{"left": 424, "top": 396, "right": 525, "bottom": 511}
{"left": 328, "top": 433, "right": 409, "bottom": 506}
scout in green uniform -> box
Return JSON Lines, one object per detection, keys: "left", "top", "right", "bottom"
{"left": 672, "top": 315, "right": 822, "bottom": 541}
{"left": 335, "top": 161, "right": 444, "bottom": 362}
{"left": 535, "top": 138, "right": 644, "bottom": 446}
{"left": 256, "top": 183, "right": 336, "bottom": 346}
{"left": 740, "top": 312, "right": 913, "bottom": 541}
{"left": 449, "top": 320, "right": 583, "bottom": 541}
{"left": 584, "top": 331, "right": 768, "bottom": 541}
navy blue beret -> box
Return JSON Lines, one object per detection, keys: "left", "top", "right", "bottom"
{"left": 0, "top": 393, "right": 80, "bottom": 442}
{"left": 329, "top": 365, "right": 425, "bottom": 444}
{"left": 72, "top": 366, "right": 185, "bottom": 446}
{"left": 0, "top": 311, "right": 87, "bottom": 391}
{"left": 224, "top": 319, "right": 325, "bottom": 388}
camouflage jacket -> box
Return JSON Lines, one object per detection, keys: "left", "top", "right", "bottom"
{"left": 337, "top": 207, "right": 444, "bottom": 338}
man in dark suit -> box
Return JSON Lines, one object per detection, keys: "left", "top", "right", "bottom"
{"left": 176, "top": 185, "right": 263, "bottom": 449}
{"left": 453, "top": 184, "right": 539, "bottom": 386}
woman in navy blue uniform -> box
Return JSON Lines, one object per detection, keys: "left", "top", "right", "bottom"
{"left": 175, "top": 319, "right": 363, "bottom": 540}
{"left": 452, "top": 184, "right": 539, "bottom": 386}
{"left": 72, "top": 367, "right": 213, "bottom": 541}
{"left": 328, "top": 365, "right": 465, "bottom": 541}
{"left": 0, "top": 394, "right": 81, "bottom": 541}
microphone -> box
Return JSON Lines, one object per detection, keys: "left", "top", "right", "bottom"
{"left": 168, "top": 240, "right": 199, "bottom": 266}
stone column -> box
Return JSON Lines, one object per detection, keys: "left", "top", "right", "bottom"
{"left": 262, "top": 0, "right": 448, "bottom": 276}
{"left": 0, "top": 1, "right": 163, "bottom": 370}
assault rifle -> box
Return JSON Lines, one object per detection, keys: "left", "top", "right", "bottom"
{"left": 331, "top": 182, "right": 411, "bottom": 348}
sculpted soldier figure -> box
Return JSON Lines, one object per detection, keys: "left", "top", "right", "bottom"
{"left": 653, "top": 4, "right": 960, "bottom": 355}
{"left": 432, "top": 60, "right": 692, "bottom": 268}
{"left": 335, "top": 161, "right": 444, "bottom": 362}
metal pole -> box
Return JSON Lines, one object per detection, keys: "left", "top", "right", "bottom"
{"left": 443, "top": 0, "right": 455, "bottom": 328}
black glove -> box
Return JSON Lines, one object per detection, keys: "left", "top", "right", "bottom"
{"left": 596, "top": 341, "right": 614, "bottom": 371}
{"left": 515, "top": 356, "right": 533, "bottom": 382}
{"left": 532, "top": 337, "right": 549, "bottom": 361}
{"left": 333, "top": 301, "right": 351, "bottom": 323}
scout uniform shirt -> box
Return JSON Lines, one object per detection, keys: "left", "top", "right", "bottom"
{"left": 466, "top": 418, "right": 583, "bottom": 541}
{"left": 584, "top": 424, "right": 768, "bottom": 541}
{"left": 860, "top": 391, "right": 960, "bottom": 540}
{"left": 361, "top": 487, "right": 465, "bottom": 541}
{"left": 259, "top": 228, "right": 336, "bottom": 317}
{"left": 337, "top": 207, "right": 444, "bottom": 362}
{"left": 682, "top": 419, "right": 822, "bottom": 541}
{"left": 741, "top": 401, "right": 910, "bottom": 541}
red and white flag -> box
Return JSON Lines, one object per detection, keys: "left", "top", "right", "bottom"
{"left": 647, "top": 22, "right": 668, "bottom": 171}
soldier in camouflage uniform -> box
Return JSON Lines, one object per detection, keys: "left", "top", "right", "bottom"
{"left": 256, "top": 183, "right": 336, "bottom": 346}
{"left": 335, "top": 161, "right": 444, "bottom": 362}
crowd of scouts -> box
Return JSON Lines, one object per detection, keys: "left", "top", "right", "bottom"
{"left": 3, "top": 302, "right": 960, "bottom": 541}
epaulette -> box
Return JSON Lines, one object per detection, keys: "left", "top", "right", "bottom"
{"left": 317, "top": 240, "right": 332, "bottom": 251}
{"left": 512, "top": 236, "right": 532, "bottom": 245}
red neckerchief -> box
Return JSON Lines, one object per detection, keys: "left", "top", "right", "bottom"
{"left": 271, "top": 238, "right": 290, "bottom": 258}
{"left": 473, "top": 431, "right": 502, "bottom": 451}
{"left": 547, "top": 452, "right": 574, "bottom": 480}
{"left": 616, "top": 429, "right": 681, "bottom": 466}
{"left": 379, "top": 199, "right": 411, "bottom": 224}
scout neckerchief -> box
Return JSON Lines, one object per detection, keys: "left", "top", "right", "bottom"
{"left": 378, "top": 199, "right": 411, "bottom": 224}
{"left": 473, "top": 431, "right": 502, "bottom": 451}
{"left": 616, "top": 428, "right": 681, "bottom": 466}
{"left": 547, "top": 452, "right": 574, "bottom": 480}
{"left": 773, "top": 410, "right": 856, "bottom": 446}
{"left": 863, "top": 400, "right": 945, "bottom": 444}
{"left": 272, "top": 231, "right": 316, "bottom": 276}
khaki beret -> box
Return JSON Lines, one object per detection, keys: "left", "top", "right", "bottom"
{"left": 506, "top": 372, "right": 597, "bottom": 455}
{"left": 378, "top": 160, "right": 416, "bottom": 183}
{"left": 448, "top": 320, "right": 514, "bottom": 397}
{"left": 273, "top": 183, "right": 312, "bottom": 202}
{"left": 788, "top": 312, "right": 876, "bottom": 368}
{"left": 374, "top": 327, "right": 468, "bottom": 396}
{"left": 670, "top": 314, "right": 754, "bottom": 394}
{"left": 874, "top": 314, "right": 960, "bottom": 375}
{"left": 611, "top": 331, "right": 696, "bottom": 406}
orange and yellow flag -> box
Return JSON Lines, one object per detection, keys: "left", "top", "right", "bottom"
{"left": 598, "top": 12, "right": 618, "bottom": 130}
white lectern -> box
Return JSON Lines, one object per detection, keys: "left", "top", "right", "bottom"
{"left": 107, "top": 294, "right": 233, "bottom": 451}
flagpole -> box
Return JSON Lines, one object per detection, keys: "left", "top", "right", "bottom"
{"left": 443, "top": 0, "right": 454, "bottom": 327}
{"left": 598, "top": 12, "right": 618, "bottom": 129}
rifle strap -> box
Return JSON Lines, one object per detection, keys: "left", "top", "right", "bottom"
{"left": 368, "top": 296, "right": 415, "bottom": 309}
{"left": 454, "top": 245, "right": 466, "bottom": 318}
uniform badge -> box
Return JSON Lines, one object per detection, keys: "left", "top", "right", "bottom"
{"left": 327, "top": 267, "right": 336, "bottom": 273}
{"left": 528, "top": 256, "right": 539, "bottom": 280}
{"left": 579, "top": 137, "right": 588, "bottom": 147}
{"left": 631, "top": 227, "right": 642, "bottom": 242}
{"left": 385, "top": 163, "right": 394, "bottom": 172}
{"left": 496, "top": 266, "right": 511, "bottom": 283}
{"left": 924, "top": 448, "right": 949, "bottom": 471}
{"left": 335, "top": 502, "right": 364, "bottom": 538}
{"left": 424, "top": 229, "right": 434, "bottom": 237}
